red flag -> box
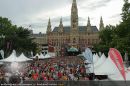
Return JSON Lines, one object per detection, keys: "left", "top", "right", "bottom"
{"left": 109, "top": 48, "right": 126, "bottom": 80}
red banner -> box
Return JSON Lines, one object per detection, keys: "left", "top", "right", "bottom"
{"left": 109, "top": 48, "right": 126, "bottom": 80}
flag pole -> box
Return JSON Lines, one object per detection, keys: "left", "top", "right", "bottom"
{"left": 125, "top": 80, "right": 127, "bottom": 86}
{"left": 92, "top": 50, "right": 95, "bottom": 80}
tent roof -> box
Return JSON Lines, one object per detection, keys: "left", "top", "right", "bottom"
{"left": 44, "top": 54, "right": 51, "bottom": 59}
{"left": 31, "top": 53, "right": 40, "bottom": 59}
{"left": 39, "top": 53, "right": 45, "bottom": 59}
{"left": 68, "top": 47, "right": 78, "bottom": 52}
{"left": 0, "top": 52, "right": 18, "bottom": 62}
{"left": 18, "top": 53, "right": 32, "bottom": 62}
{"left": 94, "top": 57, "right": 118, "bottom": 75}
{"left": 94, "top": 53, "right": 106, "bottom": 68}
{"left": 93, "top": 53, "right": 99, "bottom": 63}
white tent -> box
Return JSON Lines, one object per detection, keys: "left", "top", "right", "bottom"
{"left": 93, "top": 53, "right": 99, "bottom": 64}
{"left": 108, "top": 67, "right": 130, "bottom": 80}
{"left": 94, "top": 57, "right": 118, "bottom": 75}
{"left": 17, "top": 53, "right": 32, "bottom": 62}
{"left": 39, "top": 53, "right": 45, "bottom": 59}
{"left": 94, "top": 53, "right": 106, "bottom": 68}
{"left": 0, "top": 62, "right": 3, "bottom": 64}
{"left": 31, "top": 53, "right": 40, "bottom": 59}
{"left": 84, "top": 54, "right": 106, "bottom": 73}
{"left": 44, "top": 53, "right": 51, "bottom": 59}
{"left": 0, "top": 52, "right": 18, "bottom": 62}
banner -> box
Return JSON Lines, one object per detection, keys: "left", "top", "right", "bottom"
{"left": 109, "top": 48, "right": 126, "bottom": 80}
{"left": 84, "top": 48, "right": 93, "bottom": 63}
{"left": 83, "top": 48, "right": 94, "bottom": 73}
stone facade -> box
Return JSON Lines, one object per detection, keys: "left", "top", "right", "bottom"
{"left": 32, "top": 0, "right": 104, "bottom": 56}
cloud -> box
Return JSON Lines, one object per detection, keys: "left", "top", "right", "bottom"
{"left": 0, "top": 0, "right": 124, "bottom": 33}
{"left": 109, "top": 13, "right": 121, "bottom": 19}
{"left": 80, "top": 0, "right": 112, "bottom": 11}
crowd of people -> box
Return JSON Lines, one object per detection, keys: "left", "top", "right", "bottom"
{"left": 0, "top": 56, "right": 92, "bottom": 84}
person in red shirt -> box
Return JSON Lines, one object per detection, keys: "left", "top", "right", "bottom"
{"left": 57, "top": 71, "right": 63, "bottom": 79}
{"left": 48, "top": 76, "right": 54, "bottom": 81}
{"left": 32, "top": 71, "right": 39, "bottom": 80}
{"left": 41, "top": 71, "right": 45, "bottom": 80}
{"left": 43, "top": 76, "right": 48, "bottom": 81}
{"left": 50, "top": 66, "right": 55, "bottom": 72}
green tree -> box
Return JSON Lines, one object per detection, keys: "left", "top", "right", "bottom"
{"left": 94, "top": 0, "right": 130, "bottom": 58}
{"left": 0, "top": 17, "right": 37, "bottom": 58}
{"left": 94, "top": 25, "right": 115, "bottom": 55}
{"left": 122, "top": 0, "right": 130, "bottom": 22}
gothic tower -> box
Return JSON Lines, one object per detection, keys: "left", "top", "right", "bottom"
{"left": 71, "top": 0, "right": 78, "bottom": 32}
{"left": 46, "top": 18, "right": 52, "bottom": 34}
{"left": 99, "top": 16, "right": 104, "bottom": 31}
{"left": 87, "top": 17, "right": 92, "bottom": 33}
{"left": 58, "top": 18, "right": 64, "bottom": 33}
{"left": 70, "top": 0, "right": 79, "bottom": 46}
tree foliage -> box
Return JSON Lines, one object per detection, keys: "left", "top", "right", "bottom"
{"left": 0, "top": 17, "right": 37, "bottom": 57}
{"left": 94, "top": 0, "right": 130, "bottom": 57}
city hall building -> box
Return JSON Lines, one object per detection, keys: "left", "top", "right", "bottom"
{"left": 32, "top": 0, "right": 104, "bottom": 56}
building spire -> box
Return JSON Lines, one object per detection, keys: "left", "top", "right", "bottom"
{"left": 60, "top": 17, "right": 62, "bottom": 25}
{"left": 99, "top": 16, "right": 104, "bottom": 31}
{"left": 87, "top": 17, "right": 92, "bottom": 33}
{"left": 59, "top": 17, "right": 64, "bottom": 32}
{"left": 87, "top": 17, "right": 91, "bottom": 26}
{"left": 46, "top": 18, "right": 52, "bottom": 33}
{"left": 73, "top": 0, "right": 76, "bottom": 3}
{"left": 71, "top": 0, "right": 78, "bottom": 31}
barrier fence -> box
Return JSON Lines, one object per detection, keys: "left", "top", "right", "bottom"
{"left": 3, "top": 80, "right": 128, "bottom": 86}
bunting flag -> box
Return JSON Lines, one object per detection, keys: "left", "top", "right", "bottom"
{"left": 109, "top": 48, "right": 126, "bottom": 80}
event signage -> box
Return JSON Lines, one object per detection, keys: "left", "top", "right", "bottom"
{"left": 109, "top": 48, "right": 126, "bottom": 80}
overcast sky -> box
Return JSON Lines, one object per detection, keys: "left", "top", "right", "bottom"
{"left": 0, "top": 0, "right": 129, "bottom": 33}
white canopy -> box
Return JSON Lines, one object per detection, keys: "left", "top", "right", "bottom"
{"left": 108, "top": 67, "right": 130, "bottom": 80}
{"left": 44, "top": 53, "right": 51, "bottom": 59}
{"left": 31, "top": 53, "right": 40, "bottom": 59}
{"left": 84, "top": 53, "right": 102, "bottom": 73}
{"left": 0, "top": 52, "right": 18, "bottom": 62}
{"left": 39, "top": 53, "right": 45, "bottom": 59}
{"left": 0, "top": 62, "right": 3, "bottom": 64}
{"left": 94, "top": 53, "right": 106, "bottom": 68}
{"left": 93, "top": 53, "right": 99, "bottom": 64}
{"left": 17, "top": 53, "right": 32, "bottom": 62}
{"left": 94, "top": 57, "right": 118, "bottom": 75}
